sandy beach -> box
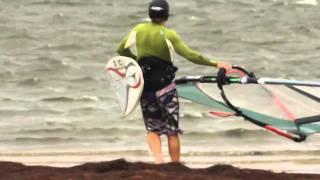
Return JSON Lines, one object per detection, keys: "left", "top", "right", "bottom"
{"left": 1, "top": 159, "right": 320, "bottom": 180}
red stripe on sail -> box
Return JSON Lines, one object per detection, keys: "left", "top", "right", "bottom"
{"left": 265, "top": 125, "right": 295, "bottom": 140}
{"left": 209, "top": 111, "right": 235, "bottom": 117}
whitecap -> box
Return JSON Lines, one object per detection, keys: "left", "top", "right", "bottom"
{"left": 295, "top": 0, "right": 318, "bottom": 6}
{"left": 80, "top": 96, "right": 99, "bottom": 101}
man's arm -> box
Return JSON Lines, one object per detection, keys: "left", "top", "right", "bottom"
{"left": 116, "top": 32, "right": 137, "bottom": 60}
{"left": 170, "top": 31, "right": 218, "bottom": 67}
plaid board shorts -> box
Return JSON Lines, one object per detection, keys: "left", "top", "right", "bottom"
{"left": 140, "top": 83, "right": 182, "bottom": 136}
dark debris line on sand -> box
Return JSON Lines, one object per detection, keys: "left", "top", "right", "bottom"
{"left": 0, "top": 159, "right": 319, "bottom": 180}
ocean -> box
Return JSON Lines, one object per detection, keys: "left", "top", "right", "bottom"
{"left": 0, "top": 0, "right": 320, "bottom": 172}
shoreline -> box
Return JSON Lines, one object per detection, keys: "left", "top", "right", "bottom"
{"left": 1, "top": 159, "right": 320, "bottom": 180}
{"left": 1, "top": 151, "right": 320, "bottom": 174}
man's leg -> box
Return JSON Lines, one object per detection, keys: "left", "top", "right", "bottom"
{"left": 140, "top": 91, "right": 165, "bottom": 164}
{"left": 147, "top": 132, "right": 164, "bottom": 164}
{"left": 156, "top": 84, "right": 181, "bottom": 162}
{"left": 168, "top": 134, "right": 180, "bottom": 162}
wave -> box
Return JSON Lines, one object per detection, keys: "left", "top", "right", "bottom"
{"left": 0, "top": 98, "right": 19, "bottom": 102}
{"left": 3, "top": 124, "right": 267, "bottom": 142}
{"left": 5, "top": 127, "right": 142, "bottom": 138}
{"left": 32, "top": 56, "right": 70, "bottom": 67}
{"left": 180, "top": 111, "right": 209, "bottom": 119}
{"left": 34, "top": 43, "right": 86, "bottom": 51}
{"left": 66, "top": 107, "right": 108, "bottom": 115}
{"left": 0, "top": 109, "right": 63, "bottom": 116}
{"left": 239, "top": 37, "right": 288, "bottom": 46}
{"left": 0, "top": 149, "right": 149, "bottom": 157}
{"left": 0, "top": 33, "right": 36, "bottom": 41}
{"left": 1, "top": 149, "right": 320, "bottom": 158}
{"left": 26, "top": 0, "right": 95, "bottom": 7}
{"left": 295, "top": 0, "right": 318, "bottom": 6}
{"left": 41, "top": 96, "right": 100, "bottom": 102}
{"left": 184, "top": 128, "right": 269, "bottom": 139}
{"left": 1, "top": 136, "right": 121, "bottom": 144}
{"left": 183, "top": 149, "right": 320, "bottom": 157}
{"left": 41, "top": 97, "right": 79, "bottom": 102}
{"left": 17, "top": 77, "right": 42, "bottom": 86}
{"left": 0, "top": 136, "right": 122, "bottom": 145}
{"left": 67, "top": 76, "right": 98, "bottom": 83}
{"left": 13, "top": 128, "right": 70, "bottom": 134}
{"left": 14, "top": 58, "right": 72, "bottom": 83}
{"left": 14, "top": 137, "right": 80, "bottom": 143}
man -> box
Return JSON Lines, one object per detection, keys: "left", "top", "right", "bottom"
{"left": 117, "top": 0, "right": 232, "bottom": 164}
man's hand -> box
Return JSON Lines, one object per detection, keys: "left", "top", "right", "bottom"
{"left": 217, "top": 61, "right": 233, "bottom": 71}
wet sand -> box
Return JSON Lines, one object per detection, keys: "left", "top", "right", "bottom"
{"left": 1, "top": 159, "right": 320, "bottom": 180}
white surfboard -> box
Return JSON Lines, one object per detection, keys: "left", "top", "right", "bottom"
{"left": 106, "top": 56, "right": 144, "bottom": 116}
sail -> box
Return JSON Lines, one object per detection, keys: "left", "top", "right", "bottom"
{"left": 175, "top": 73, "right": 320, "bottom": 142}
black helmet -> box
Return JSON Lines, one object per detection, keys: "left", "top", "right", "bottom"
{"left": 148, "top": 0, "right": 169, "bottom": 20}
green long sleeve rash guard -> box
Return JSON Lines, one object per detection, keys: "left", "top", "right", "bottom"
{"left": 117, "top": 22, "right": 218, "bottom": 67}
